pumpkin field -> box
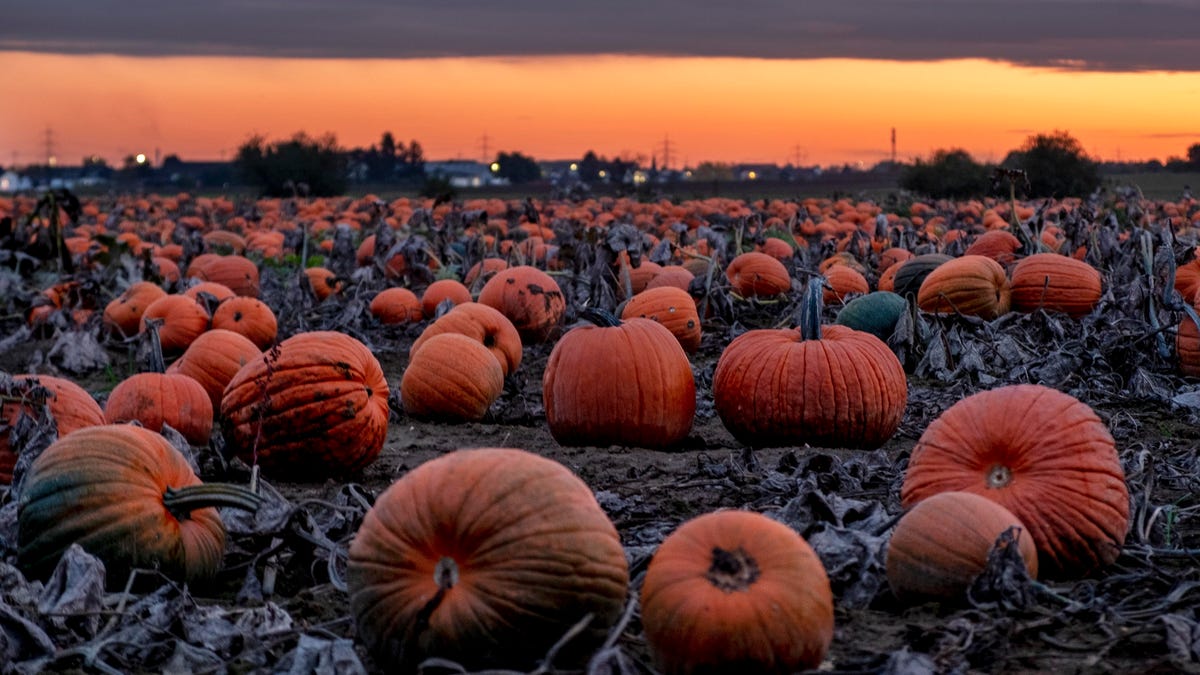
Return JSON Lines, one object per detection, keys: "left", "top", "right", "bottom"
{"left": 3, "top": 188, "right": 1200, "bottom": 673}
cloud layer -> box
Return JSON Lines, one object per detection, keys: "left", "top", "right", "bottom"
{"left": 4, "top": 0, "right": 1198, "bottom": 72}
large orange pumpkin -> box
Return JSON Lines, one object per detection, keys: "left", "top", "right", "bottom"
{"left": 543, "top": 309, "right": 695, "bottom": 448}
{"left": 901, "top": 384, "right": 1129, "bottom": 576}
{"left": 1, "top": 374, "right": 105, "bottom": 484}
{"left": 1009, "top": 253, "right": 1102, "bottom": 318}
{"left": 102, "top": 281, "right": 167, "bottom": 338}
{"left": 186, "top": 253, "right": 260, "bottom": 297}
{"left": 410, "top": 302, "right": 522, "bottom": 377}
{"left": 725, "top": 251, "right": 791, "bottom": 298}
{"left": 221, "top": 331, "right": 389, "bottom": 478}
{"left": 166, "top": 329, "right": 262, "bottom": 410}
{"left": 477, "top": 265, "right": 566, "bottom": 343}
{"left": 400, "top": 333, "right": 504, "bottom": 422}
{"left": 916, "top": 254, "right": 1011, "bottom": 319}
{"left": 140, "top": 294, "right": 211, "bottom": 355}
{"left": 641, "top": 510, "right": 833, "bottom": 675}
{"left": 347, "top": 448, "right": 629, "bottom": 671}
{"left": 210, "top": 296, "right": 278, "bottom": 349}
{"left": 104, "top": 372, "right": 214, "bottom": 447}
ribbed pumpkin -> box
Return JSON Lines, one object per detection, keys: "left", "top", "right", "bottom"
{"left": 401, "top": 333, "right": 504, "bottom": 422}
{"left": 102, "top": 281, "right": 167, "bottom": 338}
{"left": 464, "top": 257, "right": 509, "bottom": 288}
{"left": 221, "top": 331, "right": 389, "bottom": 478}
{"left": 964, "top": 230, "right": 1023, "bottom": 265}
{"left": 1178, "top": 315, "right": 1200, "bottom": 377}
{"left": 835, "top": 291, "right": 907, "bottom": 341}
{"left": 878, "top": 247, "right": 913, "bottom": 275}
{"left": 646, "top": 265, "right": 696, "bottom": 292}
{"left": 713, "top": 281, "right": 907, "bottom": 449}
{"left": 887, "top": 491, "right": 1038, "bottom": 602}
{"left": 917, "top": 255, "right": 1011, "bottom": 319}
{"left": 477, "top": 265, "right": 566, "bottom": 343}
{"left": 822, "top": 264, "right": 870, "bottom": 305}
{"left": 182, "top": 281, "right": 236, "bottom": 304}
{"left": 17, "top": 424, "right": 261, "bottom": 582}
{"left": 140, "top": 294, "right": 211, "bottom": 355}
{"left": 166, "top": 329, "right": 263, "bottom": 410}
{"left": 901, "top": 384, "right": 1129, "bottom": 576}
{"left": 641, "top": 510, "right": 833, "bottom": 675}
{"left": 210, "top": 296, "right": 278, "bottom": 349}
{"left": 410, "top": 302, "right": 522, "bottom": 376}
{"left": 726, "top": 251, "right": 791, "bottom": 298}
{"left": 892, "top": 253, "right": 952, "bottom": 299}
{"left": 369, "top": 287, "right": 423, "bottom": 325}
{"left": 186, "top": 253, "right": 260, "bottom": 297}
{"left": 1, "top": 374, "right": 105, "bottom": 484}
{"left": 420, "top": 279, "right": 473, "bottom": 318}
{"left": 104, "top": 372, "right": 213, "bottom": 446}
{"left": 347, "top": 447, "right": 629, "bottom": 671}
{"left": 1009, "top": 253, "right": 1102, "bottom": 318}
{"left": 543, "top": 309, "right": 695, "bottom": 448}
{"left": 304, "top": 266, "right": 342, "bottom": 301}
{"left": 621, "top": 286, "right": 702, "bottom": 354}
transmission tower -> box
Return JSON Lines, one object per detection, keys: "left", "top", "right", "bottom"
{"left": 659, "top": 134, "right": 675, "bottom": 171}
{"left": 479, "top": 132, "right": 491, "bottom": 163}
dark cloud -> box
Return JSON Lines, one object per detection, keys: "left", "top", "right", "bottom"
{"left": 4, "top": 0, "right": 1199, "bottom": 72}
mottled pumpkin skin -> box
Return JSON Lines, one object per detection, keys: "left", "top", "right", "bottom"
{"left": 102, "top": 281, "right": 167, "bottom": 338}
{"left": 916, "top": 254, "right": 1011, "bottom": 319}
{"left": 713, "top": 325, "right": 907, "bottom": 449}
{"left": 891, "top": 253, "right": 952, "bottom": 299}
{"left": 1178, "top": 316, "right": 1200, "bottom": 377}
{"left": 1, "top": 374, "right": 106, "bottom": 484}
{"left": 17, "top": 424, "right": 225, "bottom": 582}
{"left": 185, "top": 253, "right": 261, "bottom": 297}
{"left": 477, "top": 265, "right": 566, "bottom": 343}
{"left": 347, "top": 448, "right": 629, "bottom": 671}
{"left": 411, "top": 302, "right": 522, "bottom": 377}
{"left": 221, "top": 331, "right": 389, "bottom": 478}
{"left": 887, "top": 491, "right": 1039, "bottom": 602}
{"left": 166, "top": 329, "right": 262, "bottom": 410}
{"left": 964, "top": 229, "right": 1023, "bottom": 265}
{"left": 901, "top": 384, "right": 1129, "bottom": 577}
{"left": 835, "top": 291, "right": 907, "bottom": 342}
{"left": 621, "top": 286, "right": 702, "bottom": 354}
{"left": 544, "top": 318, "right": 696, "bottom": 449}
{"left": 1009, "top": 253, "right": 1102, "bottom": 318}
{"left": 641, "top": 510, "right": 833, "bottom": 675}
{"left": 211, "top": 296, "right": 278, "bottom": 349}
{"left": 140, "top": 294, "right": 211, "bottom": 355}
{"left": 401, "top": 333, "right": 504, "bottom": 422}
{"left": 104, "top": 372, "right": 214, "bottom": 446}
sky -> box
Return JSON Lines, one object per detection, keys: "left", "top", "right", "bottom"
{"left": 3, "top": 1, "right": 1199, "bottom": 168}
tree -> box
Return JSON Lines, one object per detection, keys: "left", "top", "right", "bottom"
{"left": 1187, "top": 142, "right": 1200, "bottom": 169}
{"left": 1003, "top": 131, "right": 1100, "bottom": 198}
{"left": 234, "top": 132, "right": 347, "bottom": 197}
{"left": 899, "top": 149, "right": 992, "bottom": 199}
{"left": 579, "top": 150, "right": 603, "bottom": 182}
{"left": 495, "top": 151, "right": 541, "bottom": 184}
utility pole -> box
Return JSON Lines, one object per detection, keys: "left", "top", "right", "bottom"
{"left": 479, "top": 132, "right": 490, "bottom": 163}
{"left": 791, "top": 144, "right": 807, "bottom": 167}
{"left": 44, "top": 127, "right": 55, "bottom": 166}
{"left": 659, "top": 134, "right": 675, "bottom": 171}
{"left": 890, "top": 127, "right": 897, "bottom": 164}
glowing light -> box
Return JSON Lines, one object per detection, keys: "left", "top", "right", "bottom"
{"left": 135, "top": 153, "right": 147, "bottom": 164}
{"left": 489, "top": 162, "right": 500, "bottom": 172}
{"left": 598, "top": 170, "right": 607, "bottom": 178}
{"left": 747, "top": 170, "right": 758, "bottom": 180}
{"left": 569, "top": 162, "right": 578, "bottom": 171}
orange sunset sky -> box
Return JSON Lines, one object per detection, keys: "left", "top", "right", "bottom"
{"left": 4, "top": 0, "right": 1200, "bottom": 169}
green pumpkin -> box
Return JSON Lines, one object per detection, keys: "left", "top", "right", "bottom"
{"left": 892, "top": 253, "right": 952, "bottom": 299}
{"left": 835, "top": 291, "right": 908, "bottom": 341}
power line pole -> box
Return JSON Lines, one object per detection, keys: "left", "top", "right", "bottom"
{"left": 479, "top": 132, "right": 490, "bottom": 163}
{"left": 891, "top": 127, "right": 897, "bottom": 164}
{"left": 44, "top": 127, "right": 55, "bottom": 166}
{"left": 659, "top": 134, "right": 675, "bottom": 171}
{"left": 791, "top": 144, "right": 807, "bottom": 167}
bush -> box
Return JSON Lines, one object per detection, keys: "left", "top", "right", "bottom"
{"left": 899, "top": 149, "right": 992, "bottom": 199}
{"left": 234, "top": 132, "right": 348, "bottom": 197}
{"left": 1002, "top": 131, "right": 1100, "bottom": 198}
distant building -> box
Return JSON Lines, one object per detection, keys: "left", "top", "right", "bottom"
{"left": 0, "top": 170, "right": 32, "bottom": 192}
{"left": 425, "top": 160, "right": 508, "bottom": 188}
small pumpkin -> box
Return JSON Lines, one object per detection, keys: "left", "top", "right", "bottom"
{"left": 210, "top": 296, "right": 278, "bottom": 349}
{"left": 1009, "top": 253, "right": 1102, "bottom": 318}
{"left": 916, "top": 254, "right": 1011, "bottom": 319}
{"left": 102, "top": 281, "right": 167, "bottom": 338}
{"left": 901, "top": 384, "right": 1129, "bottom": 576}
{"left": 347, "top": 447, "right": 629, "bottom": 671}
{"left": 822, "top": 264, "right": 870, "bottom": 305}
{"left": 543, "top": 309, "right": 695, "bottom": 449}
{"left": 304, "top": 266, "right": 343, "bottom": 301}
{"left": 641, "top": 510, "right": 833, "bottom": 675}
{"left": 185, "top": 253, "right": 260, "bottom": 297}
{"left": 140, "top": 294, "right": 210, "bottom": 355}
{"left": 835, "top": 291, "right": 907, "bottom": 341}
{"left": 104, "top": 372, "right": 214, "bottom": 446}
{"left": 887, "top": 491, "right": 1038, "bottom": 602}
{"left": 645, "top": 265, "right": 696, "bottom": 292}
{"left": 400, "top": 333, "right": 504, "bottom": 422}
{"left": 964, "top": 230, "right": 1022, "bottom": 265}
{"left": 725, "top": 251, "right": 791, "bottom": 298}
{"left": 420, "top": 279, "right": 473, "bottom": 318}
{"left": 182, "top": 281, "right": 236, "bottom": 304}
{"left": 369, "top": 287, "right": 423, "bottom": 325}
{"left": 221, "top": 331, "right": 389, "bottom": 478}
{"left": 17, "top": 424, "right": 261, "bottom": 582}
{"left": 410, "top": 302, "right": 522, "bottom": 376}
{"left": 477, "top": 265, "right": 566, "bottom": 343}
{"left": 891, "top": 253, "right": 952, "bottom": 299}
{"left": 166, "top": 329, "right": 263, "bottom": 410}
{"left": 621, "top": 286, "right": 702, "bottom": 354}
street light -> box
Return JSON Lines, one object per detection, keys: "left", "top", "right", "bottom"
{"left": 136, "top": 153, "right": 147, "bottom": 165}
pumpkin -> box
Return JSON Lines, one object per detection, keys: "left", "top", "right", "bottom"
{"left": 185, "top": 253, "right": 260, "bottom": 297}
{"left": 887, "top": 491, "right": 1038, "bottom": 602}
{"left": 304, "top": 266, "right": 343, "bottom": 301}
{"left": 369, "top": 287, "right": 423, "bottom": 325}
{"left": 1009, "top": 253, "right": 1102, "bottom": 318}
{"left": 758, "top": 236, "right": 795, "bottom": 261}
{"left": 877, "top": 247, "right": 913, "bottom": 274}
{"left": 916, "top": 254, "right": 1011, "bottom": 319}
{"left": 891, "top": 253, "right": 952, "bottom": 299}
{"left": 221, "top": 331, "right": 389, "bottom": 478}
{"left": 822, "top": 264, "right": 870, "bottom": 305}
{"left": 210, "top": 296, "right": 278, "bottom": 349}
{"left": 463, "top": 257, "right": 509, "bottom": 288}
{"left": 140, "top": 294, "right": 210, "bottom": 355}
{"left": 725, "top": 251, "right": 791, "bottom": 298}
{"left": 166, "top": 329, "right": 262, "bottom": 410}
{"left": 102, "top": 281, "right": 167, "bottom": 338}
{"left": 17, "top": 424, "right": 261, "bottom": 582}
{"left": 621, "top": 286, "right": 702, "bottom": 354}
{"left": 420, "top": 279, "right": 473, "bottom": 318}
{"left": 104, "top": 372, "right": 214, "bottom": 446}
{"left": 646, "top": 265, "right": 696, "bottom": 292}
{"left": 543, "top": 309, "right": 695, "bottom": 448}
{"left": 835, "top": 291, "right": 907, "bottom": 342}
{"left": 400, "top": 333, "right": 504, "bottom": 422}
{"left": 347, "top": 447, "right": 629, "bottom": 671}
{"left": 713, "top": 280, "right": 907, "bottom": 449}
{"left": 641, "top": 510, "right": 833, "bottom": 675}
{"left": 1178, "top": 315, "right": 1200, "bottom": 377}
{"left": 410, "top": 302, "right": 522, "bottom": 377}
{"left": 477, "top": 265, "right": 566, "bottom": 343}
{"left": 964, "top": 230, "right": 1023, "bottom": 265}
{"left": 182, "top": 281, "right": 236, "bottom": 304}
{"left": 901, "top": 384, "right": 1129, "bottom": 576}
{"left": 1, "top": 374, "right": 105, "bottom": 484}
{"left": 1174, "top": 257, "right": 1200, "bottom": 305}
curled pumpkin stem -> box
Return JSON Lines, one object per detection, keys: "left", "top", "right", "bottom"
{"left": 162, "top": 483, "right": 264, "bottom": 520}
{"left": 580, "top": 306, "right": 622, "bottom": 328}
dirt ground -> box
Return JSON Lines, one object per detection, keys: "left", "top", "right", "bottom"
{"left": 4, "top": 304, "right": 1200, "bottom": 675}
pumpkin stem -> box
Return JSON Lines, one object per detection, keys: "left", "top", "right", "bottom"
{"left": 706, "top": 546, "right": 761, "bottom": 592}
{"left": 580, "top": 306, "right": 622, "bottom": 328}
{"left": 986, "top": 464, "right": 1013, "bottom": 489}
{"left": 162, "top": 483, "right": 264, "bottom": 520}
{"left": 799, "top": 277, "right": 826, "bottom": 341}
{"left": 143, "top": 317, "right": 167, "bottom": 374}
{"left": 435, "top": 556, "right": 459, "bottom": 590}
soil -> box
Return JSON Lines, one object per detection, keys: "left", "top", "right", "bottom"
{"left": 3, "top": 308, "right": 1200, "bottom": 675}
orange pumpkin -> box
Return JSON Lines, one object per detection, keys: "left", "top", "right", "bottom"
{"left": 104, "top": 372, "right": 214, "bottom": 446}
{"left": 400, "top": 333, "right": 504, "bottom": 422}
{"left": 102, "top": 281, "right": 168, "bottom": 338}
{"left": 369, "top": 287, "right": 423, "bottom": 325}
{"left": 621, "top": 286, "right": 702, "bottom": 354}
{"left": 139, "top": 294, "right": 211, "bottom": 355}
{"left": 916, "top": 255, "right": 1011, "bottom": 319}
{"left": 1, "top": 374, "right": 105, "bottom": 484}
{"left": 1009, "top": 253, "right": 1102, "bottom": 318}
{"left": 410, "top": 302, "right": 522, "bottom": 377}
{"left": 166, "top": 329, "right": 262, "bottom": 410}
{"left": 726, "top": 251, "right": 791, "bottom": 298}
{"left": 420, "top": 279, "right": 473, "bottom": 318}
{"left": 185, "top": 253, "right": 260, "bottom": 297}
{"left": 477, "top": 265, "right": 566, "bottom": 343}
